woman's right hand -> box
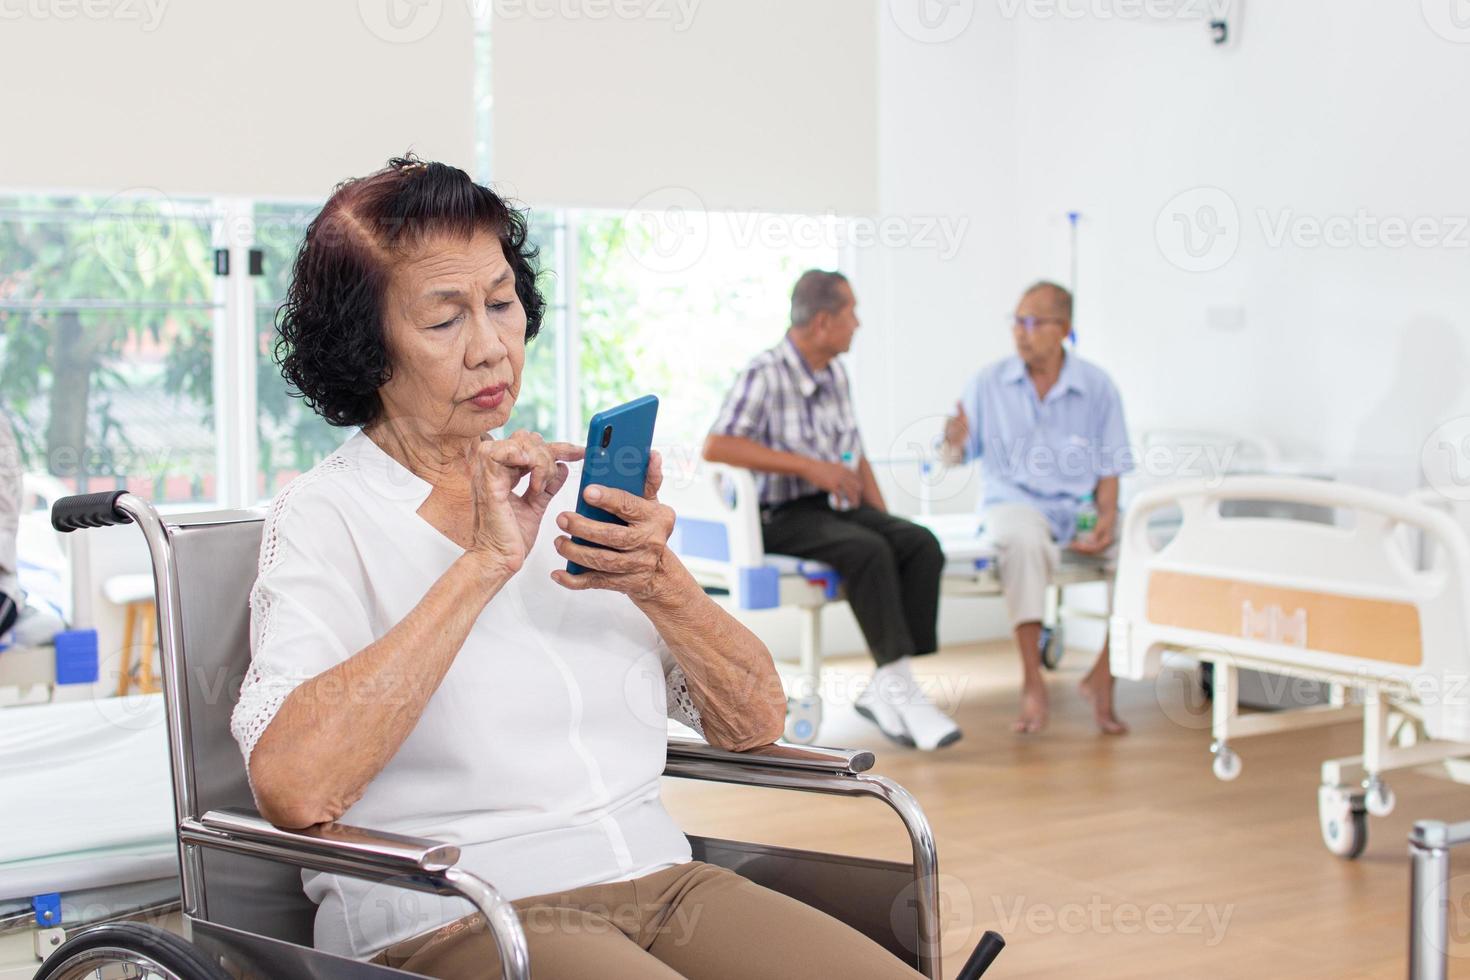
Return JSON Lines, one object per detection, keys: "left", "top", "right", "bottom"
{"left": 467, "top": 431, "right": 583, "bottom": 578}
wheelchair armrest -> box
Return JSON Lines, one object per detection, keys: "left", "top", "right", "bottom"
{"left": 663, "top": 737, "right": 939, "bottom": 977}
{"left": 182, "top": 808, "right": 532, "bottom": 980}
{"left": 665, "top": 736, "right": 874, "bottom": 775}
{"left": 192, "top": 807, "right": 460, "bottom": 876}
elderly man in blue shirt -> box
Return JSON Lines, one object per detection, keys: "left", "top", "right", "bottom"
{"left": 942, "top": 281, "right": 1132, "bottom": 736}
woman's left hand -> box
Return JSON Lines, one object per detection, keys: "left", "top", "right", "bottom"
{"left": 550, "top": 450, "right": 687, "bottom": 604}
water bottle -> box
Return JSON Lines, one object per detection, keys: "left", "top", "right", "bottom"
{"left": 1075, "top": 492, "right": 1097, "bottom": 536}
{"left": 828, "top": 450, "right": 859, "bottom": 511}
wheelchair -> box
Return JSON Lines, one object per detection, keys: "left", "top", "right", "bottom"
{"left": 34, "top": 491, "right": 1005, "bottom": 979}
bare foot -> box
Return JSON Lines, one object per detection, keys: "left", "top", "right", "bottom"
{"left": 1079, "top": 675, "right": 1129, "bottom": 735}
{"left": 1012, "top": 685, "right": 1049, "bottom": 734}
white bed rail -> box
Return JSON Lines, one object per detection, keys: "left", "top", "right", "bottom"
{"left": 1113, "top": 477, "right": 1470, "bottom": 742}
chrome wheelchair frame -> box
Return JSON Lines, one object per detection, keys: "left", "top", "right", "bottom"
{"left": 34, "top": 491, "right": 1004, "bottom": 980}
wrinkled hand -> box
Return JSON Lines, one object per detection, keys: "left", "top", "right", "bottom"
{"left": 466, "top": 431, "right": 582, "bottom": 578}
{"left": 551, "top": 450, "right": 687, "bottom": 603}
{"left": 804, "top": 459, "right": 864, "bottom": 508}
{"left": 1069, "top": 521, "right": 1115, "bottom": 556}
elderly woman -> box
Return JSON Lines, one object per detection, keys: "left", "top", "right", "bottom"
{"left": 229, "top": 158, "right": 925, "bottom": 979}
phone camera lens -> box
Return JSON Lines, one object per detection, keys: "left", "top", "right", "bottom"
{"left": 600, "top": 425, "right": 613, "bottom": 449}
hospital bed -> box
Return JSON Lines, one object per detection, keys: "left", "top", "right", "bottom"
{"left": 1110, "top": 476, "right": 1470, "bottom": 859}
{"left": 0, "top": 693, "right": 179, "bottom": 977}
{"left": 668, "top": 464, "right": 1110, "bottom": 743}
{"left": 0, "top": 475, "right": 94, "bottom": 703}
{"left": 26, "top": 490, "right": 1005, "bottom": 980}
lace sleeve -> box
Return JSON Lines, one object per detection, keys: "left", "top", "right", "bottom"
{"left": 229, "top": 456, "right": 369, "bottom": 780}
{"left": 665, "top": 662, "right": 704, "bottom": 735}
{"left": 230, "top": 659, "right": 310, "bottom": 770}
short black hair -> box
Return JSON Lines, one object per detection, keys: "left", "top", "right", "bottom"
{"left": 275, "top": 155, "right": 544, "bottom": 428}
{"left": 789, "top": 269, "right": 851, "bottom": 327}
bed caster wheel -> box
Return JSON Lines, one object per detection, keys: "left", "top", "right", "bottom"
{"left": 1210, "top": 743, "right": 1241, "bottom": 781}
{"left": 1363, "top": 778, "right": 1396, "bottom": 818}
{"left": 1319, "top": 784, "right": 1368, "bottom": 860}
{"left": 1040, "top": 624, "right": 1064, "bottom": 670}
{"left": 784, "top": 695, "right": 822, "bottom": 745}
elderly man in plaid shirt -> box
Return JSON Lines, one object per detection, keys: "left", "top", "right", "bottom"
{"left": 703, "top": 271, "right": 959, "bottom": 751}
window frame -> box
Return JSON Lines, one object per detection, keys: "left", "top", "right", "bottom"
{"left": 2, "top": 193, "right": 853, "bottom": 509}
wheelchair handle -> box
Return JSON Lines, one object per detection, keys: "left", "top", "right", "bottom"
{"left": 51, "top": 490, "right": 133, "bottom": 533}
{"left": 957, "top": 930, "right": 1005, "bottom": 978}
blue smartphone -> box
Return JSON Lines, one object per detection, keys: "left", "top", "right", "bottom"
{"left": 566, "top": 395, "right": 659, "bottom": 575}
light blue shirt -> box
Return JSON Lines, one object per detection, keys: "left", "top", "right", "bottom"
{"left": 958, "top": 353, "right": 1133, "bottom": 544}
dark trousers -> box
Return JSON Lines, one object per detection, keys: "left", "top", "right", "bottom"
{"left": 0, "top": 591, "right": 17, "bottom": 635}
{"left": 761, "top": 495, "right": 945, "bottom": 667}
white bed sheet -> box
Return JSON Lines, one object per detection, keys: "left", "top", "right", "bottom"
{"left": 0, "top": 694, "right": 176, "bottom": 901}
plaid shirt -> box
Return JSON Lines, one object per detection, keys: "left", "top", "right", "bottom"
{"left": 710, "top": 336, "right": 863, "bottom": 506}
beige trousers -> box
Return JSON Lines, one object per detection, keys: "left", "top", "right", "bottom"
{"left": 371, "top": 861, "right": 924, "bottom": 979}
{"left": 985, "top": 503, "right": 1114, "bottom": 628}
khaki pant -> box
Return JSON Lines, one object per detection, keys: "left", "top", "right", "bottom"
{"left": 985, "top": 503, "right": 1115, "bottom": 628}
{"left": 371, "top": 861, "right": 924, "bottom": 979}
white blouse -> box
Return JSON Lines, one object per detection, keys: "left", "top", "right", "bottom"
{"left": 229, "top": 431, "right": 703, "bottom": 959}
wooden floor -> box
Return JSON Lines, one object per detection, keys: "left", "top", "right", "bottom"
{"left": 661, "top": 641, "right": 1470, "bottom": 979}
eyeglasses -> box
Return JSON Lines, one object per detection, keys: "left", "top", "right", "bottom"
{"left": 1009, "top": 314, "right": 1068, "bottom": 333}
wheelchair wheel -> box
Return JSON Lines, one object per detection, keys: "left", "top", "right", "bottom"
{"left": 33, "top": 922, "right": 231, "bottom": 980}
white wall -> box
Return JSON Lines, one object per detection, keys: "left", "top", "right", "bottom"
{"left": 857, "top": 3, "right": 1470, "bottom": 501}
{"left": 493, "top": 0, "right": 878, "bottom": 214}
{"left": 852, "top": 1, "right": 1022, "bottom": 501}
{"left": 839, "top": 2, "right": 1470, "bottom": 655}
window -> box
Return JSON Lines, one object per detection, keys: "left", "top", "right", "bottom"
{"left": 1, "top": 192, "right": 842, "bottom": 506}
{"left": 0, "top": 193, "right": 220, "bottom": 504}
{"left": 253, "top": 200, "right": 343, "bottom": 499}
{"left": 571, "top": 209, "right": 840, "bottom": 449}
